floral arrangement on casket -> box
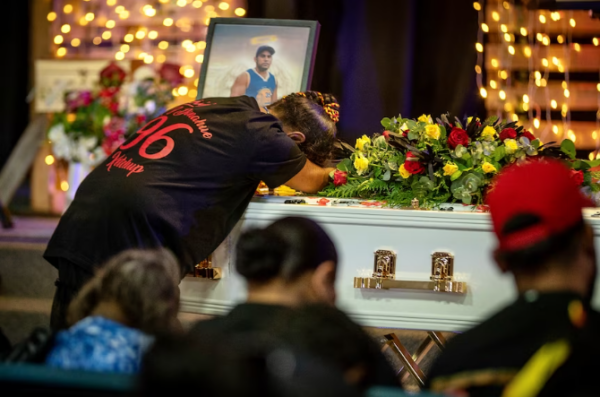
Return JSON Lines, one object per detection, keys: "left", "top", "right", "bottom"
{"left": 320, "top": 114, "right": 600, "bottom": 208}
{"left": 47, "top": 62, "right": 181, "bottom": 166}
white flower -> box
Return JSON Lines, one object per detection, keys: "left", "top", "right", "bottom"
{"left": 144, "top": 100, "right": 156, "bottom": 114}
{"left": 133, "top": 66, "right": 156, "bottom": 82}
{"left": 48, "top": 124, "right": 67, "bottom": 142}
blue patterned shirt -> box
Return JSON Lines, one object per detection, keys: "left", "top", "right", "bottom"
{"left": 45, "top": 316, "right": 154, "bottom": 374}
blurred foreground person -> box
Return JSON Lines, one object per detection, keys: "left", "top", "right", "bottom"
{"left": 45, "top": 249, "right": 181, "bottom": 374}
{"left": 140, "top": 332, "right": 363, "bottom": 397}
{"left": 190, "top": 216, "right": 398, "bottom": 388}
{"left": 427, "top": 159, "right": 600, "bottom": 397}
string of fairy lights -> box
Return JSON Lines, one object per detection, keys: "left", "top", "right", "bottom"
{"left": 473, "top": 1, "right": 600, "bottom": 159}
{"left": 46, "top": 0, "right": 247, "bottom": 100}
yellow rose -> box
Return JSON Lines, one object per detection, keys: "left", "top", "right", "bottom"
{"left": 399, "top": 163, "right": 411, "bottom": 179}
{"left": 425, "top": 124, "right": 440, "bottom": 140}
{"left": 66, "top": 113, "right": 77, "bottom": 123}
{"left": 443, "top": 163, "right": 459, "bottom": 176}
{"left": 354, "top": 153, "right": 369, "bottom": 175}
{"left": 355, "top": 135, "right": 371, "bottom": 151}
{"left": 481, "top": 126, "right": 496, "bottom": 139}
{"left": 482, "top": 162, "right": 497, "bottom": 174}
{"left": 504, "top": 138, "right": 518, "bottom": 154}
{"left": 418, "top": 114, "right": 431, "bottom": 124}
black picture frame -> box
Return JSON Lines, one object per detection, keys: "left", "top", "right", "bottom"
{"left": 196, "top": 18, "right": 320, "bottom": 100}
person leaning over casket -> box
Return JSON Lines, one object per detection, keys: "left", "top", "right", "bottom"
{"left": 426, "top": 159, "right": 600, "bottom": 397}
{"left": 43, "top": 91, "right": 340, "bottom": 330}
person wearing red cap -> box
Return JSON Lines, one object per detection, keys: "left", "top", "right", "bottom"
{"left": 426, "top": 159, "right": 600, "bottom": 397}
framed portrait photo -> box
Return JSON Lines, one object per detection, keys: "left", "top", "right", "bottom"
{"left": 197, "top": 18, "right": 320, "bottom": 109}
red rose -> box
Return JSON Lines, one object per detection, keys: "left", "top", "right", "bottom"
{"left": 402, "top": 129, "right": 410, "bottom": 138}
{"left": 404, "top": 152, "right": 425, "bottom": 174}
{"left": 159, "top": 63, "right": 184, "bottom": 86}
{"left": 499, "top": 128, "right": 517, "bottom": 141}
{"left": 333, "top": 170, "right": 348, "bottom": 186}
{"left": 100, "top": 62, "right": 126, "bottom": 87}
{"left": 521, "top": 130, "right": 535, "bottom": 141}
{"left": 571, "top": 170, "right": 584, "bottom": 185}
{"left": 136, "top": 114, "right": 147, "bottom": 125}
{"left": 382, "top": 131, "right": 390, "bottom": 139}
{"left": 447, "top": 127, "right": 469, "bottom": 149}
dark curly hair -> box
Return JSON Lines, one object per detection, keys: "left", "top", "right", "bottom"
{"left": 267, "top": 91, "right": 339, "bottom": 166}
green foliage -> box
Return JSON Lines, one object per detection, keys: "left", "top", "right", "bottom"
{"left": 560, "top": 139, "right": 576, "bottom": 160}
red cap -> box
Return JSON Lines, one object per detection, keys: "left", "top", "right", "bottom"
{"left": 486, "top": 159, "right": 594, "bottom": 252}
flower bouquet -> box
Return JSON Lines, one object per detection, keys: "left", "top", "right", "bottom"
{"left": 320, "top": 114, "right": 600, "bottom": 208}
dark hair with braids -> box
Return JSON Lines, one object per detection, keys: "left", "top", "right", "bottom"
{"left": 267, "top": 91, "right": 339, "bottom": 166}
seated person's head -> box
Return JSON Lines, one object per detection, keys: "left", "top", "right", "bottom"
{"left": 68, "top": 249, "right": 181, "bottom": 335}
{"left": 487, "top": 159, "right": 597, "bottom": 301}
{"left": 277, "top": 304, "right": 395, "bottom": 390}
{"left": 267, "top": 91, "right": 339, "bottom": 166}
{"left": 236, "top": 216, "right": 338, "bottom": 306}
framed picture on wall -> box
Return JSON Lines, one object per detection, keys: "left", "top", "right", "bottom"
{"left": 197, "top": 18, "right": 320, "bottom": 109}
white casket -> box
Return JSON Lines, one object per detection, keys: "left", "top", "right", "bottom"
{"left": 180, "top": 197, "right": 600, "bottom": 332}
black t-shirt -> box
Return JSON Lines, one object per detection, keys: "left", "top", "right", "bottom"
{"left": 426, "top": 292, "right": 600, "bottom": 397}
{"left": 44, "top": 96, "right": 306, "bottom": 273}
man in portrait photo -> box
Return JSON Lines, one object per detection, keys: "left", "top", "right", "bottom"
{"left": 230, "top": 45, "right": 278, "bottom": 109}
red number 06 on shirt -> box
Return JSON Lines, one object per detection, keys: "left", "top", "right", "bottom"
{"left": 120, "top": 116, "right": 194, "bottom": 160}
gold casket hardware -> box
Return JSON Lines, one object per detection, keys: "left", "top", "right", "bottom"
{"left": 354, "top": 251, "right": 467, "bottom": 294}
{"left": 194, "top": 255, "right": 222, "bottom": 280}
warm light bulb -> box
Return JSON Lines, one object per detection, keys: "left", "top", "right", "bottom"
{"left": 102, "top": 31, "right": 112, "bottom": 40}
{"left": 520, "top": 27, "right": 528, "bottom": 36}
{"left": 107, "top": 0, "right": 117, "bottom": 5}
{"left": 540, "top": 78, "right": 547, "bottom": 87}
{"left": 193, "top": 1, "right": 203, "bottom": 8}
{"left": 512, "top": 114, "right": 519, "bottom": 122}
{"left": 503, "top": 1, "right": 510, "bottom": 9}
{"left": 558, "top": 64, "right": 565, "bottom": 73}
{"left": 539, "top": 14, "right": 546, "bottom": 24}
{"left": 189, "top": 89, "right": 198, "bottom": 98}
{"left": 144, "top": 55, "right": 154, "bottom": 64}
{"left": 473, "top": 2, "right": 481, "bottom": 11}
{"left": 492, "top": 11, "right": 500, "bottom": 21}
{"left": 480, "top": 87, "right": 488, "bottom": 98}
{"left": 194, "top": 78, "right": 199, "bottom": 87}
{"left": 178, "top": 86, "right": 189, "bottom": 96}
{"left": 47, "top": 12, "right": 57, "bottom": 21}
{"left": 182, "top": 39, "right": 193, "bottom": 48}
{"left": 557, "top": 35, "right": 564, "bottom": 44}
{"left": 157, "top": 54, "right": 166, "bottom": 63}
{"left": 61, "top": 181, "right": 69, "bottom": 191}
{"left": 124, "top": 34, "right": 134, "bottom": 42}
{"left": 115, "top": 51, "right": 125, "bottom": 60}
{"left": 61, "top": 24, "right": 71, "bottom": 33}
{"left": 491, "top": 58, "right": 499, "bottom": 68}
{"left": 597, "top": 83, "right": 600, "bottom": 92}
{"left": 551, "top": 100, "right": 557, "bottom": 109}
{"left": 523, "top": 46, "right": 532, "bottom": 58}
{"left": 120, "top": 44, "right": 130, "bottom": 52}
{"left": 234, "top": 7, "right": 246, "bottom": 16}
{"left": 500, "top": 70, "right": 508, "bottom": 80}
{"left": 45, "top": 155, "right": 55, "bottom": 165}
{"left": 56, "top": 47, "right": 67, "bottom": 57}
{"left": 536, "top": 33, "right": 543, "bottom": 41}
{"left": 562, "top": 81, "right": 568, "bottom": 89}
{"left": 490, "top": 80, "right": 497, "bottom": 89}
{"left": 119, "top": 10, "right": 130, "bottom": 19}
{"left": 106, "top": 20, "right": 116, "bottom": 29}
{"left": 93, "top": 37, "right": 102, "bottom": 45}
{"left": 475, "top": 65, "right": 482, "bottom": 74}
{"left": 196, "top": 41, "right": 207, "bottom": 50}
{"left": 551, "top": 12, "right": 561, "bottom": 21}
{"left": 85, "top": 12, "right": 95, "bottom": 21}
{"left": 54, "top": 35, "right": 64, "bottom": 44}
{"left": 71, "top": 38, "right": 80, "bottom": 47}
{"left": 116, "top": 5, "right": 125, "bottom": 13}
{"left": 523, "top": 94, "right": 529, "bottom": 104}
{"left": 523, "top": 103, "right": 529, "bottom": 111}
{"left": 562, "top": 104, "right": 569, "bottom": 116}
{"left": 594, "top": 131, "right": 599, "bottom": 140}
{"left": 195, "top": 54, "right": 204, "bottom": 63}
{"left": 534, "top": 118, "right": 540, "bottom": 129}
{"left": 574, "top": 43, "right": 581, "bottom": 52}
{"left": 501, "top": 24, "right": 508, "bottom": 33}
{"left": 542, "top": 58, "right": 549, "bottom": 67}
{"left": 481, "top": 23, "right": 489, "bottom": 33}
{"left": 504, "top": 102, "right": 513, "bottom": 112}
{"left": 163, "top": 18, "right": 174, "bottom": 26}
{"left": 552, "top": 57, "right": 559, "bottom": 65}
{"left": 177, "top": 0, "right": 187, "bottom": 6}
{"left": 172, "top": 88, "right": 179, "bottom": 97}
{"left": 593, "top": 37, "right": 599, "bottom": 46}
{"left": 504, "top": 33, "right": 511, "bottom": 42}
{"left": 148, "top": 31, "right": 158, "bottom": 40}
{"left": 138, "top": 52, "right": 148, "bottom": 59}
{"left": 542, "top": 36, "right": 550, "bottom": 46}
{"left": 219, "top": 2, "right": 230, "bottom": 10}
{"left": 144, "top": 7, "right": 157, "bottom": 17}
{"left": 158, "top": 41, "right": 169, "bottom": 50}
{"left": 570, "top": 18, "right": 576, "bottom": 27}
{"left": 553, "top": 125, "right": 559, "bottom": 134}
{"left": 535, "top": 71, "right": 541, "bottom": 80}
{"left": 564, "top": 89, "right": 570, "bottom": 98}
{"left": 499, "top": 90, "right": 506, "bottom": 100}
{"left": 136, "top": 30, "right": 146, "bottom": 39}
{"left": 508, "top": 45, "right": 515, "bottom": 55}
{"left": 63, "top": 4, "right": 73, "bottom": 14}
{"left": 184, "top": 69, "right": 195, "bottom": 78}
